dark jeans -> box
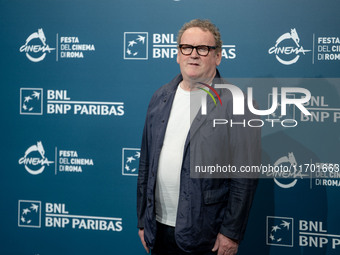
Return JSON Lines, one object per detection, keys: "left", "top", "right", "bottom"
{"left": 151, "top": 222, "right": 217, "bottom": 255}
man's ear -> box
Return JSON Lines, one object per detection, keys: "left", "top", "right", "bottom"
{"left": 215, "top": 50, "right": 222, "bottom": 66}
{"left": 177, "top": 49, "right": 180, "bottom": 64}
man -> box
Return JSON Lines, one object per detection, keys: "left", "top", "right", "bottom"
{"left": 137, "top": 19, "right": 260, "bottom": 255}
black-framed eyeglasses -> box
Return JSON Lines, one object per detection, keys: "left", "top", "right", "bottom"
{"left": 178, "top": 44, "right": 217, "bottom": 56}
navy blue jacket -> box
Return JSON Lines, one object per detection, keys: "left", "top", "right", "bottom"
{"left": 137, "top": 70, "right": 261, "bottom": 253}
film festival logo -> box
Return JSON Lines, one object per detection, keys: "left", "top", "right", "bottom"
{"left": 19, "top": 28, "right": 55, "bottom": 62}
{"left": 268, "top": 28, "right": 311, "bottom": 65}
{"left": 267, "top": 216, "right": 294, "bottom": 247}
{"left": 20, "top": 88, "right": 43, "bottom": 115}
{"left": 123, "top": 32, "right": 148, "bottom": 60}
{"left": 18, "top": 141, "right": 54, "bottom": 175}
{"left": 122, "top": 148, "right": 140, "bottom": 176}
{"left": 18, "top": 200, "right": 42, "bottom": 228}
{"left": 265, "top": 152, "right": 308, "bottom": 189}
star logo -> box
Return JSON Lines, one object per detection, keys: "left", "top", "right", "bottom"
{"left": 122, "top": 148, "right": 140, "bottom": 176}
{"left": 20, "top": 88, "right": 43, "bottom": 115}
{"left": 124, "top": 32, "right": 148, "bottom": 60}
{"left": 266, "top": 216, "right": 294, "bottom": 247}
{"left": 18, "top": 200, "right": 41, "bottom": 228}
{"left": 271, "top": 225, "right": 281, "bottom": 232}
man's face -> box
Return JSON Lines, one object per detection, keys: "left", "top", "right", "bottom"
{"left": 177, "top": 27, "right": 222, "bottom": 84}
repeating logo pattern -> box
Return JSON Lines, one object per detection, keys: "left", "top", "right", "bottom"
{"left": 270, "top": 152, "right": 308, "bottom": 189}
{"left": 18, "top": 200, "right": 42, "bottom": 228}
{"left": 122, "top": 148, "right": 140, "bottom": 176}
{"left": 19, "top": 29, "right": 55, "bottom": 62}
{"left": 123, "top": 32, "right": 148, "bottom": 60}
{"left": 20, "top": 88, "right": 43, "bottom": 115}
{"left": 18, "top": 141, "right": 54, "bottom": 175}
{"left": 268, "top": 28, "right": 311, "bottom": 65}
{"left": 267, "top": 216, "right": 294, "bottom": 247}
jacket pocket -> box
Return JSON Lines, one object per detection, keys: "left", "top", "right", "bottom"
{"left": 203, "top": 188, "right": 229, "bottom": 205}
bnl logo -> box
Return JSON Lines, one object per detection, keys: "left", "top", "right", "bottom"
{"left": 267, "top": 216, "right": 294, "bottom": 247}
{"left": 124, "top": 32, "right": 148, "bottom": 60}
{"left": 18, "top": 200, "right": 42, "bottom": 228}
{"left": 122, "top": 148, "right": 140, "bottom": 176}
{"left": 20, "top": 88, "right": 43, "bottom": 115}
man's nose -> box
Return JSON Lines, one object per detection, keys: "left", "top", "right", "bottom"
{"left": 190, "top": 48, "right": 200, "bottom": 58}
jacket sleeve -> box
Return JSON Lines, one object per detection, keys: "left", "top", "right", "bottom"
{"left": 219, "top": 97, "right": 261, "bottom": 241}
{"left": 137, "top": 113, "right": 150, "bottom": 229}
{"left": 219, "top": 178, "right": 258, "bottom": 241}
{"left": 137, "top": 89, "right": 161, "bottom": 229}
{"left": 136, "top": 79, "right": 178, "bottom": 230}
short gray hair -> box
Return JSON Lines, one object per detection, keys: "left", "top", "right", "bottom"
{"left": 177, "top": 19, "right": 222, "bottom": 52}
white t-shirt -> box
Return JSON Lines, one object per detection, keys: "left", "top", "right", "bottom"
{"left": 155, "top": 83, "right": 204, "bottom": 226}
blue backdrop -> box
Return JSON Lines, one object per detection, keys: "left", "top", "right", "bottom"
{"left": 1, "top": 0, "right": 340, "bottom": 254}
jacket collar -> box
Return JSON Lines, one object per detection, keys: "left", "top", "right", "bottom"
{"left": 176, "top": 69, "right": 223, "bottom": 148}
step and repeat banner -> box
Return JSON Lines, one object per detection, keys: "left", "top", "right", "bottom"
{"left": 1, "top": 0, "right": 340, "bottom": 254}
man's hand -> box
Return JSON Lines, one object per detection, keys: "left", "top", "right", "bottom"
{"left": 212, "top": 233, "right": 239, "bottom": 255}
{"left": 138, "top": 228, "right": 150, "bottom": 253}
